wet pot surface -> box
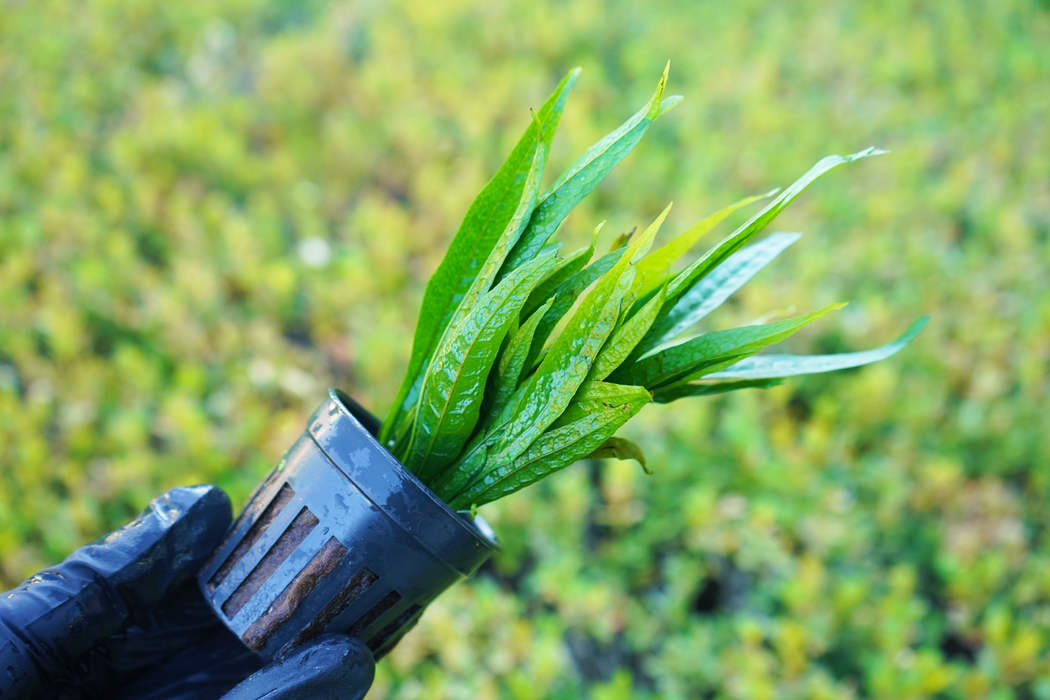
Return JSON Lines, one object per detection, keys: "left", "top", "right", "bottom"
{"left": 197, "top": 389, "right": 500, "bottom": 660}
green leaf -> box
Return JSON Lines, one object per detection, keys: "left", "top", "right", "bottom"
{"left": 430, "top": 399, "right": 517, "bottom": 501}
{"left": 380, "top": 68, "right": 580, "bottom": 444}
{"left": 550, "top": 380, "right": 652, "bottom": 428}
{"left": 448, "top": 381, "right": 651, "bottom": 500}
{"left": 447, "top": 122, "right": 550, "bottom": 334}
{"left": 404, "top": 251, "right": 558, "bottom": 483}
{"left": 607, "top": 226, "right": 636, "bottom": 253}
{"left": 637, "top": 232, "right": 802, "bottom": 355}
{"left": 585, "top": 436, "right": 650, "bottom": 474}
{"left": 448, "top": 383, "right": 651, "bottom": 509}
{"left": 655, "top": 94, "right": 684, "bottom": 117}
{"left": 614, "top": 303, "right": 846, "bottom": 389}
{"left": 652, "top": 377, "right": 785, "bottom": 403}
{"left": 704, "top": 316, "right": 930, "bottom": 379}
{"left": 633, "top": 192, "right": 774, "bottom": 297}
{"left": 663, "top": 148, "right": 886, "bottom": 308}
{"left": 588, "top": 284, "right": 667, "bottom": 382}
{"left": 497, "top": 62, "right": 679, "bottom": 280}
{"left": 391, "top": 403, "right": 416, "bottom": 458}
{"left": 520, "top": 223, "right": 600, "bottom": 320}
{"left": 487, "top": 207, "right": 668, "bottom": 467}
{"left": 481, "top": 297, "right": 555, "bottom": 430}
{"left": 523, "top": 238, "right": 623, "bottom": 372}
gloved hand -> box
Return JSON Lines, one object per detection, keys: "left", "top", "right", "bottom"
{"left": 0, "top": 485, "right": 375, "bottom": 700}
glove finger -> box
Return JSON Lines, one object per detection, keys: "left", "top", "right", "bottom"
{"left": 0, "top": 485, "right": 232, "bottom": 699}
{"left": 107, "top": 621, "right": 265, "bottom": 700}
{"left": 72, "top": 582, "right": 243, "bottom": 699}
{"left": 219, "top": 635, "right": 375, "bottom": 700}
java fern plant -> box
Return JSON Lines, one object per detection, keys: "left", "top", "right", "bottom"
{"left": 378, "top": 64, "right": 928, "bottom": 511}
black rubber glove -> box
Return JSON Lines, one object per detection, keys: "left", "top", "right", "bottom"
{"left": 0, "top": 485, "right": 375, "bottom": 700}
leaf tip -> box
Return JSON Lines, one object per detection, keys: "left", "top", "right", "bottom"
{"left": 849, "top": 146, "right": 890, "bottom": 161}
{"left": 905, "top": 315, "right": 931, "bottom": 338}
{"left": 649, "top": 62, "right": 671, "bottom": 111}
{"left": 559, "top": 66, "right": 583, "bottom": 95}
{"left": 656, "top": 94, "right": 684, "bottom": 118}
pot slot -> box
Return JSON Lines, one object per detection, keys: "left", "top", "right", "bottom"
{"left": 208, "top": 482, "right": 296, "bottom": 593}
{"left": 370, "top": 604, "right": 423, "bottom": 653}
{"left": 241, "top": 536, "right": 349, "bottom": 650}
{"left": 286, "top": 565, "right": 380, "bottom": 649}
{"left": 347, "top": 590, "right": 402, "bottom": 637}
{"left": 222, "top": 505, "right": 320, "bottom": 619}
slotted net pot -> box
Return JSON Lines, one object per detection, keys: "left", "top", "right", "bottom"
{"left": 197, "top": 388, "right": 500, "bottom": 661}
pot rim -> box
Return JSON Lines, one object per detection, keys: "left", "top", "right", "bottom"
{"left": 324, "top": 387, "right": 501, "bottom": 559}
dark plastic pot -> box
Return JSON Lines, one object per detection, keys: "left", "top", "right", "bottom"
{"left": 197, "top": 388, "right": 500, "bottom": 661}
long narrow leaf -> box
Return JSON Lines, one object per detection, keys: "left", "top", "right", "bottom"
{"left": 607, "top": 226, "right": 636, "bottom": 253}
{"left": 448, "top": 380, "right": 651, "bottom": 501}
{"left": 523, "top": 241, "right": 624, "bottom": 372}
{"left": 588, "top": 284, "right": 667, "bottom": 382}
{"left": 665, "top": 149, "right": 885, "bottom": 306}
{"left": 404, "top": 251, "right": 558, "bottom": 482}
{"left": 634, "top": 192, "right": 774, "bottom": 297}
{"left": 585, "top": 436, "right": 650, "bottom": 474}
{"left": 520, "top": 223, "right": 600, "bottom": 320}
{"left": 550, "top": 380, "right": 651, "bottom": 428}
{"left": 381, "top": 68, "right": 580, "bottom": 444}
{"left": 704, "top": 316, "right": 930, "bottom": 379}
{"left": 637, "top": 232, "right": 802, "bottom": 355}
{"left": 430, "top": 389, "right": 521, "bottom": 501}
{"left": 482, "top": 298, "right": 555, "bottom": 430}
{"left": 445, "top": 129, "right": 550, "bottom": 335}
{"left": 614, "top": 303, "right": 845, "bottom": 389}
{"left": 448, "top": 384, "right": 651, "bottom": 509}
{"left": 652, "top": 377, "right": 785, "bottom": 403}
{"left": 497, "top": 62, "right": 681, "bottom": 280}
{"left": 487, "top": 207, "right": 668, "bottom": 467}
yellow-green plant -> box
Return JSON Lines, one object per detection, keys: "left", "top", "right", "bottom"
{"left": 379, "top": 64, "right": 927, "bottom": 509}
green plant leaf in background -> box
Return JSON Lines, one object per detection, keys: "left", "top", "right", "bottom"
{"left": 380, "top": 68, "right": 580, "bottom": 445}
{"left": 615, "top": 303, "right": 846, "bottom": 389}
{"left": 636, "top": 231, "right": 803, "bottom": 356}
{"left": 585, "top": 436, "right": 650, "bottom": 474}
{"left": 496, "top": 62, "right": 681, "bottom": 280}
{"left": 404, "top": 251, "right": 558, "bottom": 483}
{"left": 447, "top": 382, "right": 652, "bottom": 509}
{"left": 704, "top": 315, "right": 931, "bottom": 379}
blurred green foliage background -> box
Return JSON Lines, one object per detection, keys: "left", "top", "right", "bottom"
{"left": 1, "top": 0, "right": 1049, "bottom": 698}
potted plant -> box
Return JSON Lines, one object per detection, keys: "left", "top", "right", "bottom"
{"left": 197, "top": 63, "right": 926, "bottom": 661}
